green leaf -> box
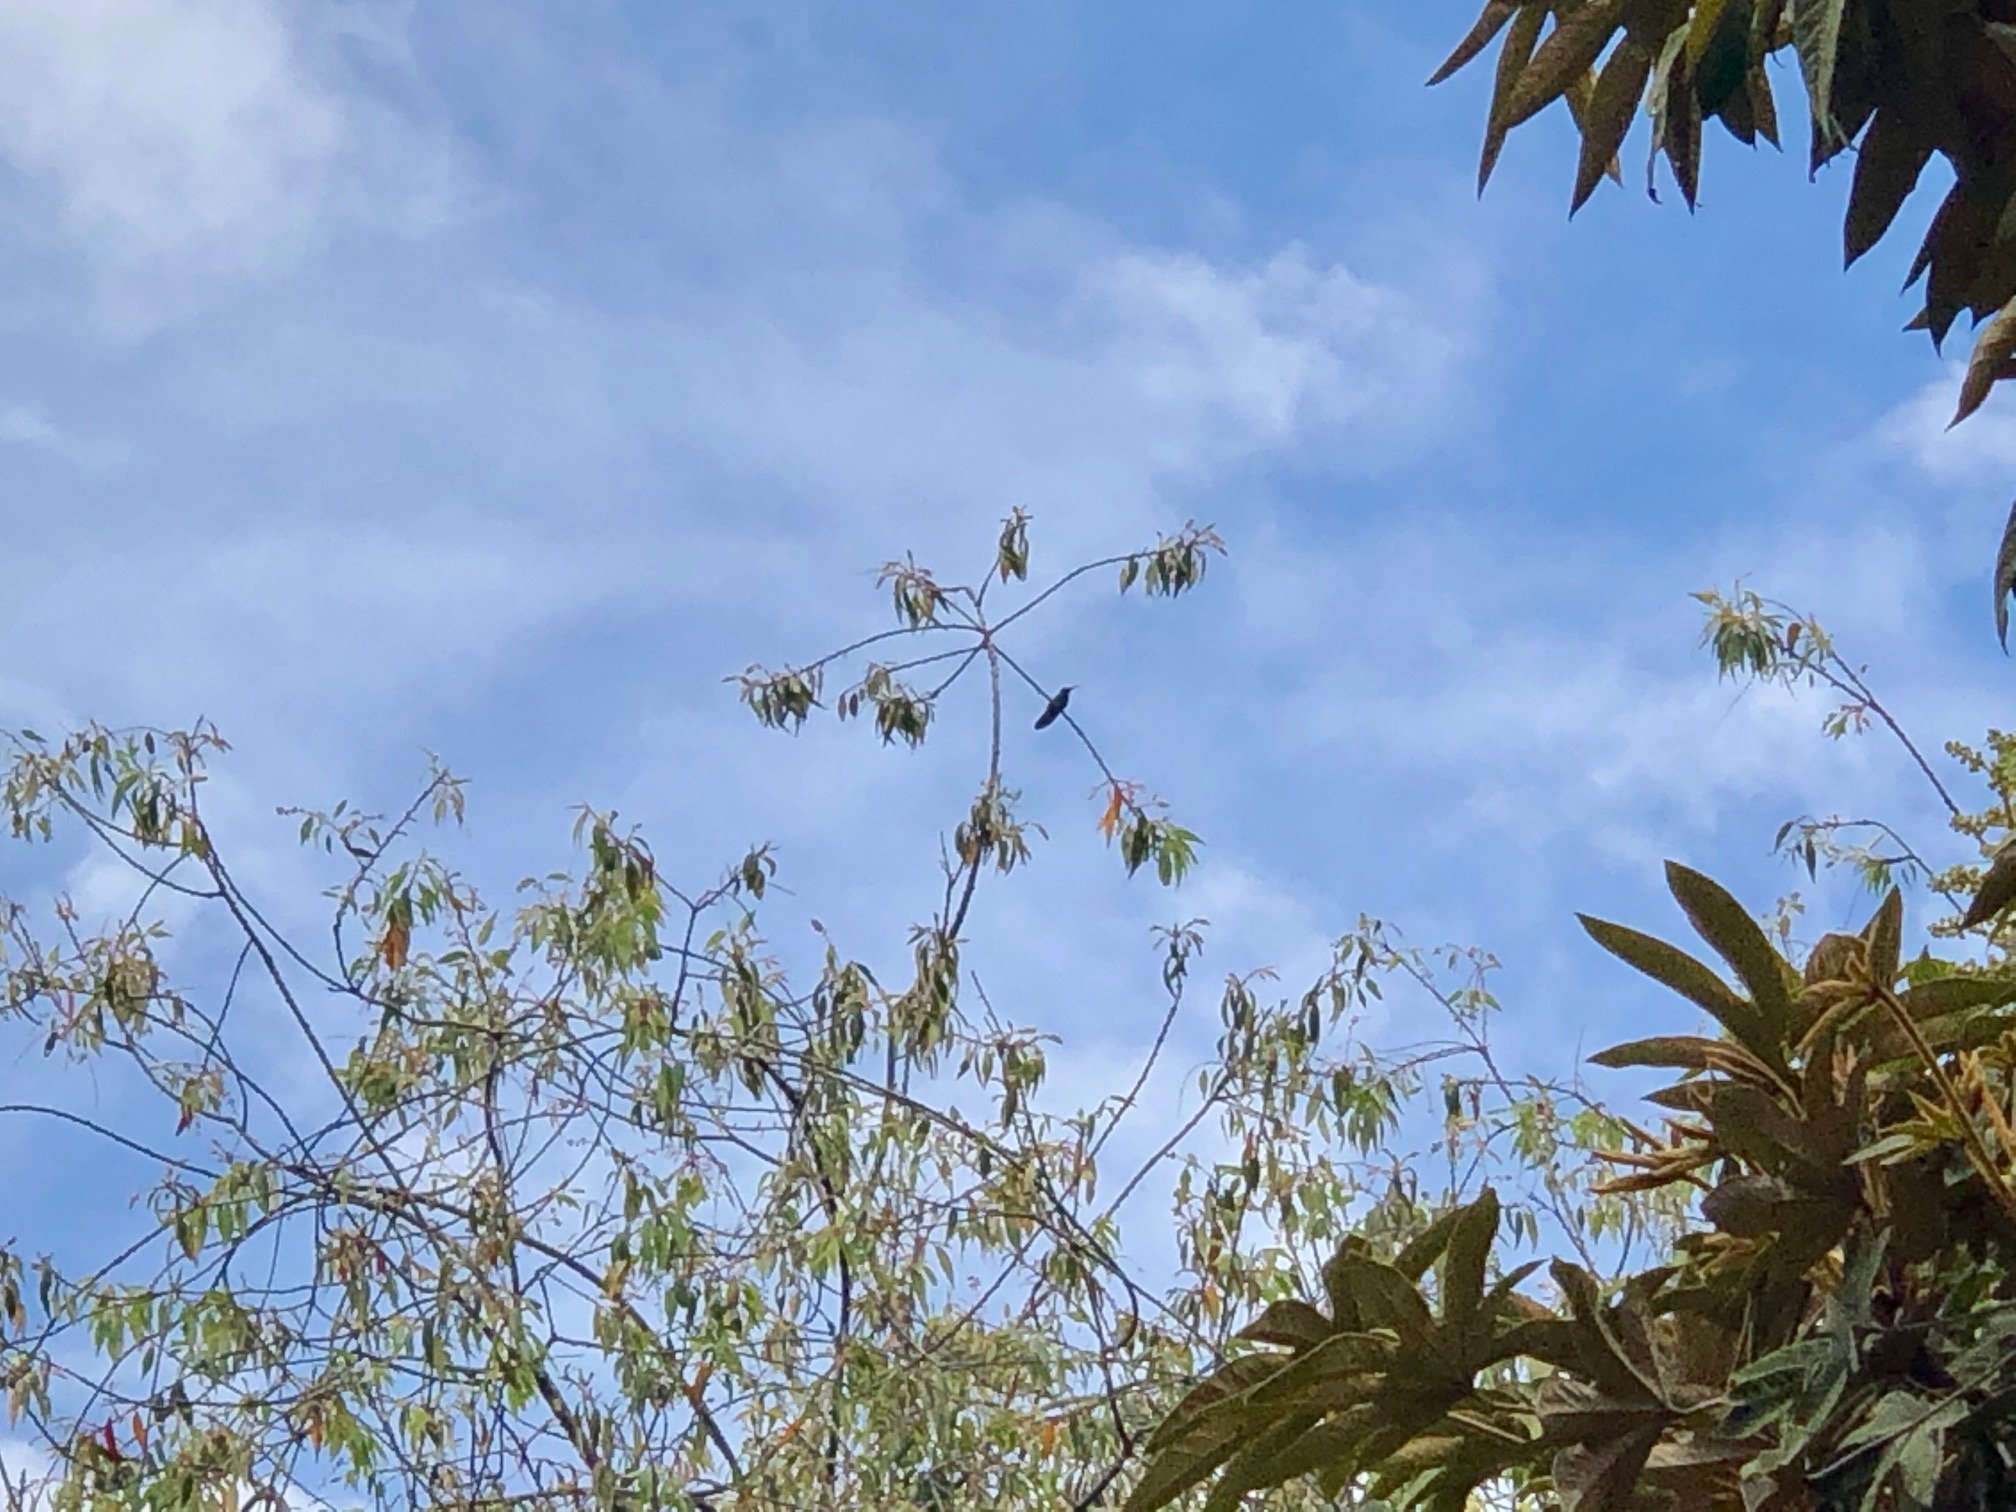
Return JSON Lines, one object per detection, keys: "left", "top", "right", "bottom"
{"left": 1238, "top": 1300, "right": 1335, "bottom": 1352}
{"left": 1896, "top": 973, "right": 2016, "bottom": 1022}
{"left": 1845, "top": 108, "right": 1934, "bottom": 269}
{"left": 1499, "top": 0, "right": 1628, "bottom": 134}
{"left": 1665, "top": 861, "right": 1795, "bottom": 1047}
{"left": 1791, "top": 0, "right": 1849, "bottom": 141}
{"left": 1247, "top": 1332, "right": 1395, "bottom": 1414}
{"left": 1481, "top": 5, "right": 1548, "bottom": 192}
{"left": 1588, "top": 1034, "right": 1761, "bottom": 1074}
{"left": 1438, "top": 1188, "right": 1499, "bottom": 1329}
{"left": 1687, "top": 0, "right": 1751, "bottom": 116}
{"left": 1330, "top": 1256, "right": 1436, "bottom": 1343}
{"left": 1573, "top": 37, "right": 1654, "bottom": 214}
{"left": 1392, "top": 1206, "right": 1465, "bottom": 1282}
{"left": 1145, "top": 1355, "right": 1288, "bottom": 1455}
{"left": 1577, "top": 912, "right": 1774, "bottom": 1063}
{"left": 1429, "top": 0, "right": 1521, "bottom": 87}
{"left": 1199, "top": 1413, "right": 1326, "bottom": 1512}
{"left": 1860, "top": 886, "right": 1903, "bottom": 986}
{"left": 1954, "top": 293, "right": 2016, "bottom": 429}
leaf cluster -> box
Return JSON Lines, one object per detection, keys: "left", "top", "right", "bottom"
{"left": 1440, "top": 0, "right": 2016, "bottom": 428}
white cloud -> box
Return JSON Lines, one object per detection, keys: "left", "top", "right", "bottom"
{"left": 1083, "top": 244, "right": 1462, "bottom": 463}
{"left": 1877, "top": 365, "right": 2016, "bottom": 485}
{"left": 0, "top": 0, "right": 457, "bottom": 322}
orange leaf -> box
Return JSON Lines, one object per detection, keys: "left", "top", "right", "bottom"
{"left": 1041, "top": 1418, "right": 1059, "bottom": 1455}
{"left": 1097, "top": 785, "right": 1125, "bottom": 842}
{"left": 381, "top": 918, "right": 410, "bottom": 972}
{"left": 131, "top": 1411, "right": 148, "bottom": 1456}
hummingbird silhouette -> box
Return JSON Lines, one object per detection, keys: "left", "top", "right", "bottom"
{"left": 1034, "top": 686, "right": 1074, "bottom": 731}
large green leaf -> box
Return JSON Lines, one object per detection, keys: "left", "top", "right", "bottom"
{"left": 1500, "top": 0, "right": 1629, "bottom": 132}
{"left": 1577, "top": 912, "right": 1775, "bottom": 1063}
{"left": 1238, "top": 1299, "right": 1335, "bottom": 1352}
{"left": 1481, "top": 5, "right": 1549, "bottom": 192}
{"left": 1438, "top": 1189, "right": 1499, "bottom": 1330}
{"left": 1791, "top": 0, "right": 1850, "bottom": 140}
{"left": 1665, "top": 861, "right": 1795, "bottom": 1048}
{"left": 1844, "top": 109, "right": 1934, "bottom": 269}
{"left": 1574, "top": 37, "right": 1655, "bottom": 213}
{"left": 1429, "top": 0, "right": 1521, "bottom": 86}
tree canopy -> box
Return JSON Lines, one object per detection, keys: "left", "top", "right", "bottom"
{"left": 1126, "top": 594, "right": 2016, "bottom": 1511}
{"left": 0, "top": 519, "right": 1646, "bottom": 1511}
{"left": 1439, "top": 0, "right": 2016, "bottom": 454}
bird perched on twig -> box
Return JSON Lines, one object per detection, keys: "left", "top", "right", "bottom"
{"left": 1962, "top": 842, "right": 2016, "bottom": 929}
{"left": 1034, "top": 686, "right": 1074, "bottom": 731}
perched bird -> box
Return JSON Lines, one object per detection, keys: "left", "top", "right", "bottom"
{"left": 1033, "top": 686, "right": 1074, "bottom": 731}
{"left": 1962, "top": 842, "right": 2016, "bottom": 929}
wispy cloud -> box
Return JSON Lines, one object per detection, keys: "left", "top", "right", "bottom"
{"left": 0, "top": 0, "right": 458, "bottom": 325}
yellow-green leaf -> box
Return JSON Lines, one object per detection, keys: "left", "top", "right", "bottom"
{"left": 1481, "top": 5, "right": 1548, "bottom": 192}
{"left": 1577, "top": 913, "right": 1773, "bottom": 1061}
{"left": 1499, "top": 0, "right": 1628, "bottom": 134}
{"left": 1573, "top": 37, "right": 1654, "bottom": 214}
{"left": 1954, "top": 294, "right": 2016, "bottom": 428}
{"left": 1845, "top": 108, "right": 1934, "bottom": 269}
{"left": 1665, "top": 861, "right": 1794, "bottom": 1045}
{"left": 1430, "top": 0, "right": 1521, "bottom": 87}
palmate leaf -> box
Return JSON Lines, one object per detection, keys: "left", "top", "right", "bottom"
{"left": 1665, "top": 862, "right": 1795, "bottom": 1030}
{"left": 1576, "top": 913, "right": 1777, "bottom": 1067}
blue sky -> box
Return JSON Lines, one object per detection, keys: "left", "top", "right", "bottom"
{"left": 4, "top": 0, "right": 2015, "bottom": 1250}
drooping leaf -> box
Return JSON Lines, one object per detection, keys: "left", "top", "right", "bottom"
{"left": 1844, "top": 108, "right": 1934, "bottom": 269}
{"left": 1748, "top": 60, "right": 1780, "bottom": 146}
{"left": 1481, "top": 5, "right": 1549, "bottom": 193}
{"left": 1791, "top": 0, "right": 1850, "bottom": 142}
{"left": 1657, "top": 43, "right": 1705, "bottom": 207}
{"left": 1500, "top": 0, "right": 1629, "bottom": 134}
{"left": 1923, "top": 186, "right": 1994, "bottom": 348}
{"left": 1954, "top": 294, "right": 2016, "bottom": 428}
{"left": 1688, "top": 0, "right": 1751, "bottom": 117}
{"left": 1430, "top": 0, "right": 1521, "bottom": 86}
{"left": 1574, "top": 38, "right": 1655, "bottom": 213}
